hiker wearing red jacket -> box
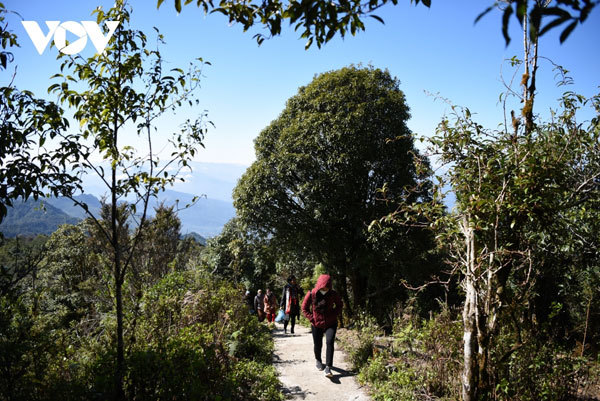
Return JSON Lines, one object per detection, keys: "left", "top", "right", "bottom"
{"left": 301, "top": 274, "right": 343, "bottom": 378}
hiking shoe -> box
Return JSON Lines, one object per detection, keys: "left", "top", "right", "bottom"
{"left": 324, "top": 366, "right": 333, "bottom": 378}
{"left": 290, "top": 328, "right": 294, "bottom": 334}
{"left": 316, "top": 360, "right": 324, "bottom": 371}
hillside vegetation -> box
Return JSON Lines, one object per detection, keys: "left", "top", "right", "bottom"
{"left": 1, "top": 1, "right": 599, "bottom": 400}
{"left": 0, "top": 199, "right": 78, "bottom": 237}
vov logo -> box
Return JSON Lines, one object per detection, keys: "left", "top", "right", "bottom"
{"left": 21, "top": 21, "right": 120, "bottom": 55}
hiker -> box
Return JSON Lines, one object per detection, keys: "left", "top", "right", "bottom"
{"left": 301, "top": 274, "right": 343, "bottom": 378}
{"left": 254, "top": 289, "right": 265, "bottom": 322}
{"left": 264, "top": 288, "right": 278, "bottom": 323}
{"left": 280, "top": 275, "right": 304, "bottom": 334}
{"left": 244, "top": 290, "right": 255, "bottom": 314}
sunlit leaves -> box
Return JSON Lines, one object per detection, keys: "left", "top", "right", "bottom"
{"left": 160, "top": 0, "right": 595, "bottom": 49}
{"left": 431, "top": 88, "right": 600, "bottom": 273}
{"left": 0, "top": 5, "right": 87, "bottom": 222}
{"left": 477, "top": 0, "right": 598, "bottom": 46}
{"left": 49, "top": 2, "right": 209, "bottom": 212}
{"left": 0, "top": 85, "right": 79, "bottom": 222}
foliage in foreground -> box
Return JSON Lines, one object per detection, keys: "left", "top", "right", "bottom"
{"left": 0, "top": 230, "right": 283, "bottom": 401}
{"left": 342, "top": 304, "right": 600, "bottom": 401}
{"left": 160, "top": 0, "right": 596, "bottom": 51}
{"left": 123, "top": 270, "right": 283, "bottom": 401}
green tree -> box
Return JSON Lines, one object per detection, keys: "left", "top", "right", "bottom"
{"left": 233, "top": 66, "right": 433, "bottom": 315}
{"left": 1, "top": 5, "right": 82, "bottom": 224}
{"left": 428, "top": 88, "right": 599, "bottom": 399}
{"left": 133, "top": 203, "right": 183, "bottom": 287}
{"left": 0, "top": 235, "right": 55, "bottom": 401}
{"left": 46, "top": 2, "right": 208, "bottom": 397}
{"left": 202, "top": 218, "right": 276, "bottom": 290}
{"left": 0, "top": 236, "right": 46, "bottom": 298}
{"left": 41, "top": 223, "right": 106, "bottom": 320}
{"left": 399, "top": 2, "right": 600, "bottom": 394}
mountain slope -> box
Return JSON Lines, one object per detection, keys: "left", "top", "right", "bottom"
{"left": 147, "top": 190, "right": 235, "bottom": 237}
{"left": 1, "top": 190, "right": 235, "bottom": 239}
{"left": 46, "top": 194, "right": 102, "bottom": 220}
{"left": 0, "top": 199, "right": 79, "bottom": 237}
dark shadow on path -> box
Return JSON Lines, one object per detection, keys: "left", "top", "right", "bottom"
{"left": 281, "top": 385, "right": 311, "bottom": 399}
{"left": 272, "top": 353, "right": 308, "bottom": 367}
{"left": 272, "top": 331, "right": 296, "bottom": 339}
{"left": 327, "top": 366, "right": 357, "bottom": 384}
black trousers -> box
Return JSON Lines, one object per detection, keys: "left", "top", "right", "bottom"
{"left": 312, "top": 324, "right": 337, "bottom": 367}
{"left": 283, "top": 313, "right": 297, "bottom": 331}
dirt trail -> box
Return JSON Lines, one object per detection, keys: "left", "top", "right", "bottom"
{"left": 273, "top": 322, "right": 370, "bottom": 401}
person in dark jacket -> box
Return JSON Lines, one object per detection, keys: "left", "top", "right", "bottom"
{"left": 254, "top": 289, "right": 265, "bottom": 322}
{"left": 280, "top": 275, "right": 304, "bottom": 334}
{"left": 301, "top": 274, "right": 343, "bottom": 378}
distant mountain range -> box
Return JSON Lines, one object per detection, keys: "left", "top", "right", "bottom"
{"left": 0, "top": 162, "right": 247, "bottom": 238}
{"left": 82, "top": 162, "right": 248, "bottom": 203}
{"left": 145, "top": 190, "right": 236, "bottom": 237}
{"left": 45, "top": 193, "right": 103, "bottom": 220}
{"left": 0, "top": 198, "right": 79, "bottom": 237}
{"left": 0, "top": 191, "right": 235, "bottom": 239}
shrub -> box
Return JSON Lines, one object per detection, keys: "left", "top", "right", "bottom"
{"left": 371, "top": 365, "right": 423, "bottom": 401}
{"left": 228, "top": 360, "right": 285, "bottom": 401}
{"left": 495, "top": 340, "right": 598, "bottom": 401}
{"left": 126, "top": 270, "right": 282, "bottom": 400}
{"left": 348, "top": 331, "right": 377, "bottom": 370}
{"left": 0, "top": 269, "right": 284, "bottom": 401}
{"left": 346, "top": 311, "right": 381, "bottom": 370}
{"left": 345, "top": 307, "right": 462, "bottom": 401}
{"left": 126, "top": 328, "right": 227, "bottom": 401}
{"left": 357, "top": 353, "right": 389, "bottom": 385}
{"left": 228, "top": 316, "right": 273, "bottom": 363}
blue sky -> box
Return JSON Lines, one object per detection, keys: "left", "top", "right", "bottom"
{"left": 3, "top": 0, "right": 600, "bottom": 167}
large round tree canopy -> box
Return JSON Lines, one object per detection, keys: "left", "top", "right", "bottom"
{"left": 233, "top": 66, "right": 432, "bottom": 310}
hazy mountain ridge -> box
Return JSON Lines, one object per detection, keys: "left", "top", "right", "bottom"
{"left": 1, "top": 191, "right": 235, "bottom": 239}
{"left": 46, "top": 194, "right": 102, "bottom": 220}
{"left": 0, "top": 199, "right": 79, "bottom": 237}
{"left": 145, "top": 190, "right": 236, "bottom": 237}
{"left": 82, "top": 162, "right": 248, "bottom": 202}
{"left": 1, "top": 163, "right": 245, "bottom": 238}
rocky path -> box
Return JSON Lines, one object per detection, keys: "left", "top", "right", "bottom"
{"left": 272, "top": 323, "right": 370, "bottom": 401}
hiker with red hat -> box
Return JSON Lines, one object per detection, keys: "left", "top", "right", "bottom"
{"left": 301, "top": 274, "right": 343, "bottom": 378}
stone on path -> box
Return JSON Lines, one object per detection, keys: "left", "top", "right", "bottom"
{"left": 273, "top": 323, "right": 371, "bottom": 401}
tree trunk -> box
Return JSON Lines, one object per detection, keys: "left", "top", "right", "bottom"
{"left": 461, "top": 215, "right": 478, "bottom": 401}
{"left": 581, "top": 294, "right": 592, "bottom": 357}
{"left": 350, "top": 269, "right": 367, "bottom": 311}
{"left": 338, "top": 271, "right": 353, "bottom": 318}
{"left": 477, "top": 316, "right": 490, "bottom": 397}
{"left": 112, "top": 158, "right": 124, "bottom": 401}
{"left": 112, "top": 33, "right": 126, "bottom": 399}
{"left": 115, "top": 268, "right": 124, "bottom": 401}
